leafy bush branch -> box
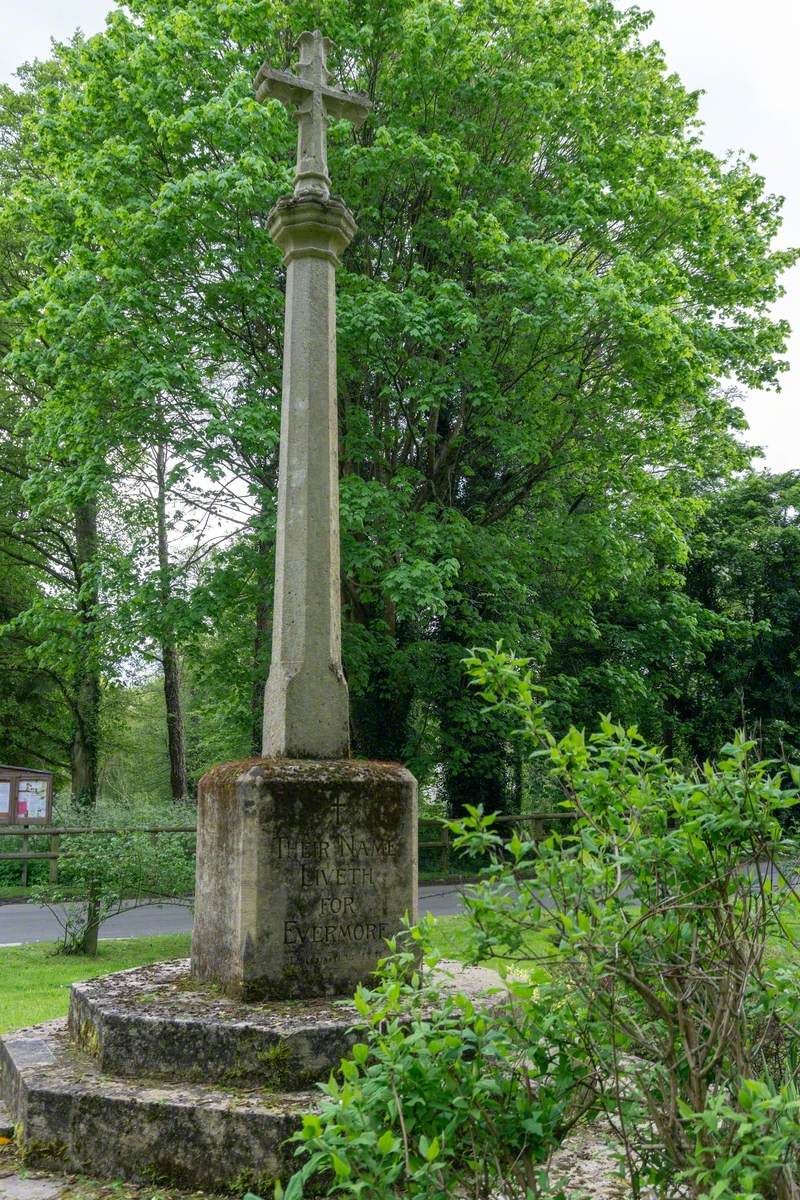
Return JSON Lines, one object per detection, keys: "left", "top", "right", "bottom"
{"left": 455, "top": 644, "right": 800, "bottom": 1197}
{"left": 31, "top": 831, "right": 194, "bottom": 955}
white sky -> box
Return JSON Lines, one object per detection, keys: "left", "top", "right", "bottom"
{"left": 1, "top": 0, "right": 798, "bottom": 472}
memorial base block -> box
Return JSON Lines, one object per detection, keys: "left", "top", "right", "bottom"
{"left": 191, "top": 757, "right": 418, "bottom": 1000}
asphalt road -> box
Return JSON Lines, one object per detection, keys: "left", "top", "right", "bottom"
{"left": 0, "top": 883, "right": 467, "bottom": 947}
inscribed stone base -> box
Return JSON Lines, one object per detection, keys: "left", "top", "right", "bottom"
{"left": 191, "top": 757, "right": 418, "bottom": 999}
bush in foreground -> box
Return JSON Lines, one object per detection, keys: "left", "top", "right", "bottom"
{"left": 455, "top": 646, "right": 800, "bottom": 1197}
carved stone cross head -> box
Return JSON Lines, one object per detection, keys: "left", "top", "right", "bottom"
{"left": 255, "top": 30, "right": 372, "bottom": 201}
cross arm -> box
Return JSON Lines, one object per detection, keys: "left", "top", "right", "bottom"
{"left": 255, "top": 64, "right": 372, "bottom": 128}
{"left": 324, "top": 89, "right": 371, "bottom": 128}
{"left": 254, "top": 65, "right": 307, "bottom": 108}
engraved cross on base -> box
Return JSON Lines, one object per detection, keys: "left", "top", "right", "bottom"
{"left": 255, "top": 31, "right": 371, "bottom": 201}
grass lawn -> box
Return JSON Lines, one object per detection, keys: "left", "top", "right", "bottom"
{"left": 0, "top": 933, "right": 192, "bottom": 1033}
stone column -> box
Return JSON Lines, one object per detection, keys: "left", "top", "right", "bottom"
{"left": 262, "top": 195, "right": 355, "bottom": 761}
{"left": 191, "top": 33, "right": 418, "bottom": 1003}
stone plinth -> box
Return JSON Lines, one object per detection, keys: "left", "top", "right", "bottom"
{"left": 0, "top": 959, "right": 503, "bottom": 1192}
{"left": 191, "top": 758, "right": 418, "bottom": 1000}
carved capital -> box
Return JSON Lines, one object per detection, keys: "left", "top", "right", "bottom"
{"left": 267, "top": 195, "right": 357, "bottom": 267}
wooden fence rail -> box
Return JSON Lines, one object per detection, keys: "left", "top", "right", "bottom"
{"left": 418, "top": 811, "right": 573, "bottom": 873}
{"left": 0, "top": 813, "right": 573, "bottom": 883}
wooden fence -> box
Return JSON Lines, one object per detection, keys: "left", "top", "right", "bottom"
{"left": 0, "top": 812, "right": 573, "bottom": 884}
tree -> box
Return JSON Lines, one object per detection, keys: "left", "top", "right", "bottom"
{"left": 676, "top": 471, "right": 800, "bottom": 763}
{"left": 0, "top": 536, "right": 71, "bottom": 773}
{"left": 0, "top": 0, "right": 794, "bottom": 809}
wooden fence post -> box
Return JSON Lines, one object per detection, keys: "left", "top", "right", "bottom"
{"left": 441, "top": 823, "right": 451, "bottom": 875}
{"left": 49, "top": 833, "right": 60, "bottom": 884}
{"left": 20, "top": 824, "right": 29, "bottom": 887}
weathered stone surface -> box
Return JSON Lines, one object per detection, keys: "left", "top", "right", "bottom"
{"left": 255, "top": 31, "right": 371, "bottom": 204}
{"left": 192, "top": 758, "right": 418, "bottom": 1000}
{"left": 261, "top": 195, "right": 355, "bottom": 761}
{"left": 1, "top": 1021, "right": 316, "bottom": 1193}
{"left": 0, "top": 1102, "right": 14, "bottom": 1138}
{"left": 257, "top": 32, "right": 371, "bottom": 762}
{"left": 69, "top": 960, "right": 359, "bottom": 1087}
{"left": 0, "top": 1176, "right": 65, "bottom": 1200}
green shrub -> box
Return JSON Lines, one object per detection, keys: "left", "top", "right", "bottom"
{"left": 677, "top": 1079, "right": 800, "bottom": 1200}
{"left": 31, "top": 829, "right": 194, "bottom": 954}
{"left": 254, "top": 646, "right": 800, "bottom": 1199}
{"left": 277, "top": 928, "right": 585, "bottom": 1200}
{"left": 453, "top": 644, "right": 800, "bottom": 1197}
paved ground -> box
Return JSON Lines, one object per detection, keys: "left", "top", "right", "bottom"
{"left": 0, "top": 1176, "right": 64, "bottom": 1200}
{"left": 0, "top": 883, "right": 467, "bottom": 947}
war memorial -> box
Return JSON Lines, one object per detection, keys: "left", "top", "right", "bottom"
{"left": 0, "top": 33, "right": 419, "bottom": 1190}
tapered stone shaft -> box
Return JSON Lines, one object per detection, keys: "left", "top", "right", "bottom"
{"left": 262, "top": 196, "right": 356, "bottom": 759}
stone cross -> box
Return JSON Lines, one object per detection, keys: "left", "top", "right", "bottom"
{"left": 256, "top": 34, "right": 371, "bottom": 760}
{"left": 190, "top": 38, "right": 417, "bottom": 1002}
{"left": 255, "top": 31, "right": 371, "bottom": 201}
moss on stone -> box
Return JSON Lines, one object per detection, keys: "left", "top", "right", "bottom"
{"left": 229, "top": 1166, "right": 280, "bottom": 1196}
{"left": 73, "top": 1018, "right": 100, "bottom": 1058}
{"left": 17, "top": 1132, "right": 68, "bottom": 1167}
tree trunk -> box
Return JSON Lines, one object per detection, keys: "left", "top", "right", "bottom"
{"left": 156, "top": 445, "right": 189, "bottom": 803}
{"left": 162, "top": 643, "right": 188, "bottom": 801}
{"left": 80, "top": 896, "right": 100, "bottom": 956}
{"left": 71, "top": 498, "right": 100, "bottom": 808}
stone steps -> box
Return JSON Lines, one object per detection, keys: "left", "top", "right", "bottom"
{"left": 1, "top": 957, "right": 502, "bottom": 1192}
{"left": 1, "top": 1020, "right": 316, "bottom": 1193}
{"left": 1, "top": 960, "right": 352, "bottom": 1192}
{"left": 68, "top": 959, "right": 358, "bottom": 1088}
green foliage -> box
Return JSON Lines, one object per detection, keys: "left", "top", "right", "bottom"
{"left": 454, "top": 645, "right": 800, "bottom": 1196}
{"left": 678, "top": 471, "right": 800, "bottom": 763}
{"left": 0, "top": 541, "right": 71, "bottom": 777}
{"left": 278, "top": 928, "right": 581, "bottom": 1200}
{"left": 0, "top": 0, "right": 795, "bottom": 805}
{"left": 677, "top": 1080, "right": 800, "bottom": 1200}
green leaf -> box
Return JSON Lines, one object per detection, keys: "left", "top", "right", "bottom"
{"left": 378, "top": 1129, "right": 395, "bottom": 1154}
{"left": 425, "top": 1136, "right": 440, "bottom": 1161}
{"left": 331, "top": 1153, "right": 351, "bottom": 1179}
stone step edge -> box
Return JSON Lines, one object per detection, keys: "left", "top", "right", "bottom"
{"left": 66, "top": 957, "right": 506, "bottom": 1090}
{"left": 1, "top": 1021, "right": 319, "bottom": 1192}
{"left": 68, "top": 958, "right": 359, "bottom": 1090}
{"left": 2, "top": 1020, "right": 322, "bottom": 1112}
